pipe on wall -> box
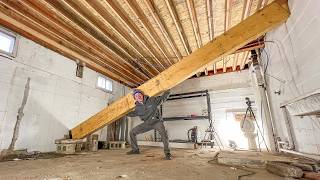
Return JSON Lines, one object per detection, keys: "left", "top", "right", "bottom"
{"left": 279, "top": 148, "right": 320, "bottom": 161}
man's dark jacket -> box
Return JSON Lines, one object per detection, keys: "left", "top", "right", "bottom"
{"left": 128, "top": 91, "right": 170, "bottom": 124}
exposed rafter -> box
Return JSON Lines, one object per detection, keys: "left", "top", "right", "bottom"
{"left": 143, "top": 0, "right": 182, "bottom": 61}
{"left": 257, "top": 0, "right": 264, "bottom": 11}
{"left": 224, "top": 0, "right": 232, "bottom": 31}
{"left": 85, "top": 0, "right": 159, "bottom": 77}
{"left": 206, "top": 0, "right": 214, "bottom": 41}
{"left": 104, "top": 0, "right": 167, "bottom": 71}
{"left": 186, "top": 0, "right": 202, "bottom": 48}
{"left": 0, "top": 0, "right": 278, "bottom": 87}
{"left": 0, "top": 4, "right": 136, "bottom": 87}
{"left": 125, "top": 0, "right": 173, "bottom": 66}
{"left": 58, "top": 0, "right": 150, "bottom": 81}
{"left": 64, "top": 0, "right": 155, "bottom": 79}
{"left": 242, "top": 0, "right": 253, "bottom": 21}
{"left": 0, "top": 0, "right": 141, "bottom": 86}
{"left": 165, "top": 0, "right": 192, "bottom": 55}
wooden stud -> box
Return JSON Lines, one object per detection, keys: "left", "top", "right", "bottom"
{"left": 71, "top": 0, "right": 290, "bottom": 139}
{"left": 233, "top": 53, "right": 239, "bottom": 71}
{"left": 241, "top": 51, "right": 250, "bottom": 70}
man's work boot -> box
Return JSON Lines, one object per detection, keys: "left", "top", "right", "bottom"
{"left": 165, "top": 153, "right": 172, "bottom": 160}
{"left": 126, "top": 149, "right": 140, "bottom": 155}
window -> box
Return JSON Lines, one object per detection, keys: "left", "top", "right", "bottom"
{"left": 97, "top": 75, "right": 113, "bottom": 92}
{"left": 0, "top": 27, "right": 18, "bottom": 57}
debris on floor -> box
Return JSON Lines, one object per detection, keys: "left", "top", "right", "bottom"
{"left": 116, "top": 174, "right": 128, "bottom": 179}
{"left": 303, "top": 172, "right": 320, "bottom": 180}
{"left": 0, "top": 148, "right": 286, "bottom": 180}
{"left": 210, "top": 150, "right": 320, "bottom": 179}
{"left": 0, "top": 150, "right": 70, "bottom": 162}
{"left": 266, "top": 162, "right": 303, "bottom": 178}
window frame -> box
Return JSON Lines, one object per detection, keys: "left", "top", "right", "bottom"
{"left": 0, "top": 26, "right": 19, "bottom": 58}
{"left": 96, "top": 74, "right": 113, "bottom": 93}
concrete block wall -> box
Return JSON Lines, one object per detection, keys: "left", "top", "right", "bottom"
{"left": 131, "top": 70, "right": 260, "bottom": 149}
{"left": 262, "top": 0, "right": 320, "bottom": 154}
{"left": 0, "top": 35, "right": 129, "bottom": 153}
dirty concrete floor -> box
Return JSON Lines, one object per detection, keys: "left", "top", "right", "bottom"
{"left": 0, "top": 147, "right": 284, "bottom": 180}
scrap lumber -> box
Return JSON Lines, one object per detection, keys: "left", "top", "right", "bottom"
{"left": 71, "top": 0, "right": 290, "bottom": 139}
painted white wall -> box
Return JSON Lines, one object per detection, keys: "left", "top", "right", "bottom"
{"left": 0, "top": 35, "right": 129, "bottom": 153}
{"left": 262, "top": 0, "right": 320, "bottom": 154}
{"left": 131, "top": 70, "right": 262, "bottom": 150}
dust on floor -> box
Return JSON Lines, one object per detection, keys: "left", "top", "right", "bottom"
{"left": 0, "top": 147, "right": 283, "bottom": 180}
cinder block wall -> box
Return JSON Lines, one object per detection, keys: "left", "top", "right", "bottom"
{"left": 0, "top": 36, "right": 129, "bottom": 153}
{"left": 262, "top": 0, "right": 320, "bottom": 154}
{"left": 131, "top": 70, "right": 262, "bottom": 149}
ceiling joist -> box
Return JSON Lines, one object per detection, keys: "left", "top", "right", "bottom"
{"left": 0, "top": 0, "right": 273, "bottom": 86}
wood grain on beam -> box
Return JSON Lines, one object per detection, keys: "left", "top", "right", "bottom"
{"left": 0, "top": 5, "right": 136, "bottom": 87}
{"left": 105, "top": 0, "right": 166, "bottom": 71}
{"left": 165, "top": 0, "right": 192, "bottom": 55}
{"left": 71, "top": 0, "right": 290, "bottom": 139}
{"left": 125, "top": 0, "right": 173, "bottom": 66}
{"left": 85, "top": 0, "right": 159, "bottom": 77}
{"left": 144, "top": 0, "right": 182, "bottom": 61}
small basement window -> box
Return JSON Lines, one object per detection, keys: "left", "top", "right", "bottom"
{"left": 0, "top": 27, "right": 18, "bottom": 57}
{"left": 97, "top": 75, "right": 113, "bottom": 92}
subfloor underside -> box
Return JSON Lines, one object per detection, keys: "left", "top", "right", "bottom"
{"left": 0, "top": 147, "right": 284, "bottom": 180}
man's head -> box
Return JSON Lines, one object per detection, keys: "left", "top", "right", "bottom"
{"left": 132, "top": 89, "right": 144, "bottom": 104}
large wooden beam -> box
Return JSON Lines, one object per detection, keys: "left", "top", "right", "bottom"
{"left": 71, "top": 0, "right": 290, "bottom": 139}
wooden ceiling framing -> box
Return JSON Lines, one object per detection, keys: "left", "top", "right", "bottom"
{"left": 0, "top": 0, "right": 271, "bottom": 87}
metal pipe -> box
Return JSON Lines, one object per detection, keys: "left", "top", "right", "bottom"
{"left": 280, "top": 106, "right": 295, "bottom": 150}
{"left": 252, "top": 50, "right": 277, "bottom": 151}
{"left": 279, "top": 148, "right": 320, "bottom": 161}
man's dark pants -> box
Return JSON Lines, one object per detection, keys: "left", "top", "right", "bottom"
{"left": 130, "top": 121, "right": 170, "bottom": 154}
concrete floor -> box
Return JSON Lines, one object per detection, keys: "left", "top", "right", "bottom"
{"left": 0, "top": 147, "right": 283, "bottom": 180}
